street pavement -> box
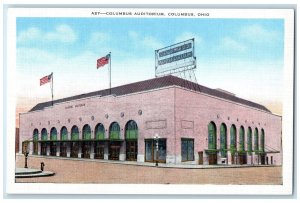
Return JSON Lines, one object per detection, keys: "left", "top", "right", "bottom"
{"left": 15, "top": 154, "right": 282, "bottom": 184}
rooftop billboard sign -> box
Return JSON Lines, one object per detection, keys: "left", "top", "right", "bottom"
{"left": 155, "top": 39, "right": 196, "bottom": 77}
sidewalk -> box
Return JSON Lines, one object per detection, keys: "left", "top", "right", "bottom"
{"left": 16, "top": 153, "right": 278, "bottom": 169}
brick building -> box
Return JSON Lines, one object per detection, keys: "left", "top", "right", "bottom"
{"left": 19, "top": 75, "right": 282, "bottom": 165}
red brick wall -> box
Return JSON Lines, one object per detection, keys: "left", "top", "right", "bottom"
{"left": 19, "top": 86, "right": 282, "bottom": 165}
{"left": 174, "top": 87, "right": 282, "bottom": 164}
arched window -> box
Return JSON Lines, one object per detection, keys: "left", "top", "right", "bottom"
{"left": 109, "top": 122, "right": 120, "bottom": 140}
{"left": 71, "top": 125, "right": 79, "bottom": 140}
{"left": 208, "top": 122, "right": 217, "bottom": 150}
{"left": 60, "top": 127, "right": 68, "bottom": 157}
{"left": 33, "top": 129, "right": 39, "bottom": 141}
{"left": 70, "top": 126, "right": 79, "bottom": 158}
{"left": 33, "top": 129, "right": 39, "bottom": 154}
{"left": 41, "top": 128, "right": 48, "bottom": 156}
{"left": 41, "top": 128, "right": 48, "bottom": 140}
{"left": 220, "top": 123, "right": 227, "bottom": 157}
{"left": 260, "top": 129, "right": 265, "bottom": 152}
{"left": 254, "top": 128, "right": 259, "bottom": 151}
{"left": 125, "top": 120, "right": 138, "bottom": 161}
{"left": 82, "top": 124, "right": 91, "bottom": 159}
{"left": 239, "top": 126, "right": 245, "bottom": 151}
{"left": 60, "top": 127, "right": 68, "bottom": 140}
{"left": 125, "top": 120, "right": 138, "bottom": 140}
{"left": 230, "top": 125, "right": 237, "bottom": 152}
{"left": 247, "top": 127, "right": 252, "bottom": 154}
{"left": 94, "top": 123, "right": 105, "bottom": 159}
{"left": 95, "top": 123, "right": 105, "bottom": 140}
{"left": 50, "top": 127, "right": 57, "bottom": 156}
{"left": 82, "top": 124, "right": 91, "bottom": 140}
{"left": 50, "top": 127, "right": 57, "bottom": 141}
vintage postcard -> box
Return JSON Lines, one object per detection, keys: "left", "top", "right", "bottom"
{"left": 4, "top": 7, "right": 294, "bottom": 195}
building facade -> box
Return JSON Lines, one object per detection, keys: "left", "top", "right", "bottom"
{"left": 19, "top": 75, "right": 282, "bottom": 165}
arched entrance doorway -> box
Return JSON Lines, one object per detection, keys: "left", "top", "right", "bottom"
{"left": 239, "top": 126, "right": 247, "bottom": 164}
{"left": 60, "top": 127, "right": 68, "bottom": 157}
{"left": 82, "top": 124, "right": 91, "bottom": 159}
{"left": 254, "top": 128, "right": 259, "bottom": 164}
{"left": 247, "top": 127, "right": 253, "bottom": 164}
{"left": 207, "top": 122, "right": 217, "bottom": 165}
{"left": 94, "top": 123, "right": 105, "bottom": 159}
{"left": 33, "top": 129, "right": 39, "bottom": 155}
{"left": 41, "top": 128, "right": 48, "bottom": 155}
{"left": 220, "top": 123, "right": 227, "bottom": 162}
{"left": 125, "top": 120, "right": 138, "bottom": 161}
{"left": 50, "top": 127, "right": 57, "bottom": 156}
{"left": 230, "top": 125, "right": 237, "bottom": 164}
{"left": 260, "top": 129, "right": 266, "bottom": 165}
{"left": 70, "top": 125, "right": 79, "bottom": 158}
{"left": 109, "top": 122, "right": 121, "bottom": 160}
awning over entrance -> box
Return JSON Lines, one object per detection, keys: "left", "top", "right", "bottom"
{"left": 204, "top": 149, "right": 220, "bottom": 154}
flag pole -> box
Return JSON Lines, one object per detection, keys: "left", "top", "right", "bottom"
{"left": 51, "top": 72, "right": 54, "bottom": 106}
{"left": 109, "top": 52, "right": 111, "bottom": 95}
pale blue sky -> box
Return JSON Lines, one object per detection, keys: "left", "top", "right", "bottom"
{"left": 16, "top": 17, "right": 284, "bottom": 108}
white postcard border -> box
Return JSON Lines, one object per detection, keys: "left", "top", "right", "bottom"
{"left": 5, "top": 7, "right": 294, "bottom": 195}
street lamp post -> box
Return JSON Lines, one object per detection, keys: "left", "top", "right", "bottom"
{"left": 154, "top": 134, "right": 160, "bottom": 167}
{"left": 24, "top": 152, "right": 29, "bottom": 168}
{"left": 23, "top": 141, "right": 29, "bottom": 168}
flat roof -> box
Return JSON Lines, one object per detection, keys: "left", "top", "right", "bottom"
{"left": 29, "top": 75, "right": 271, "bottom": 113}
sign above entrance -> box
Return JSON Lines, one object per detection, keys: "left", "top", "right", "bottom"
{"left": 65, "top": 103, "right": 86, "bottom": 110}
{"left": 155, "top": 38, "right": 196, "bottom": 77}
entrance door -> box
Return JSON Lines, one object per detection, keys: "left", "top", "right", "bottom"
{"left": 208, "top": 153, "right": 217, "bottom": 165}
{"left": 33, "top": 142, "right": 38, "bottom": 155}
{"left": 238, "top": 154, "right": 247, "bottom": 165}
{"left": 231, "top": 153, "right": 235, "bottom": 164}
{"left": 198, "top": 151, "right": 203, "bottom": 165}
{"left": 60, "top": 142, "right": 67, "bottom": 157}
{"left": 243, "top": 155, "right": 247, "bottom": 164}
{"left": 261, "top": 154, "right": 266, "bottom": 165}
{"left": 95, "top": 142, "right": 104, "bottom": 159}
{"left": 109, "top": 142, "right": 120, "bottom": 160}
{"left": 82, "top": 141, "right": 90, "bottom": 159}
{"left": 144, "top": 139, "right": 166, "bottom": 163}
{"left": 70, "top": 142, "right": 79, "bottom": 158}
{"left": 50, "top": 142, "right": 57, "bottom": 156}
{"left": 126, "top": 140, "right": 137, "bottom": 161}
{"left": 41, "top": 143, "right": 47, "bottom": 155}
{"left": 145, "top": 140, "right": 153, "bottom": 162}
{"left": 271, "top": 156, "right": 273, "bottom": 165}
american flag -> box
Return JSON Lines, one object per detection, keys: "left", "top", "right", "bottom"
{"left": 97, "top": 54, "right": 110, "bottom": 69}
{"left": 40, "top": 73, "right": 52, "bottom": 86}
